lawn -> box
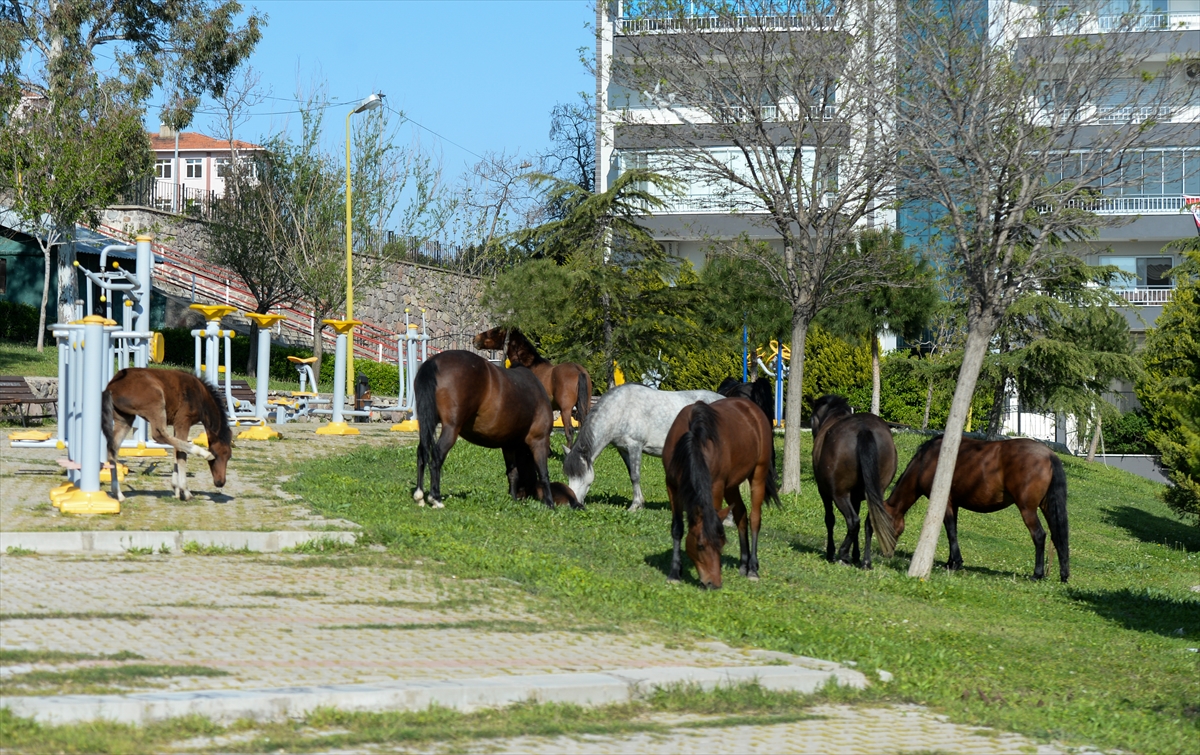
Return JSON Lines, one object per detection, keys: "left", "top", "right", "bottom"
{"left": 288, "top": 431, "right": 1200, "bottom": 755}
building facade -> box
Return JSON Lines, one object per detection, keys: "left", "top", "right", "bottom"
{"left": 135, "top": 127, "right": 263, "bottom": 216}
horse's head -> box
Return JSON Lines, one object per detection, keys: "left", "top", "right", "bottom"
{"left": 563, "top": 447, "right": 594, "bottom": 504}
{"left": 472, "top": 327, "right": 506, "bottom": 351}
{"left": 810, "top": 394, "right": 852, "bottom": 436}
{"left": 686, "top": 508, "right": 727, "bottom": 590}
{"left": 207, "top": 435, "right": 233, "bottom": 488}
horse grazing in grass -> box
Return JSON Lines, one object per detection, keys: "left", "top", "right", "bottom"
{"left": 810, "top": 395, "right": 898, "bottom": 569}
{"left": 563, "top": 384, "right": 723, "bottom": 510}
{"left": 663, "top": 399, "right": 779, "bottom": 589}
{"left": 884, "top": 436, "right": 1069, "bottom": 582}
{"left": 102, "top": 368, "right": 232, "bottom": 502}
{"left": 413, "top": 350, "right": 579, "bottom": 510}
{"left": 472, "top": 327, "right": 593, "bottom": 447}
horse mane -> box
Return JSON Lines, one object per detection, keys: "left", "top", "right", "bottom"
{"left": 716, "top": 377, "right": 742, "bottom": 396}
{"left": 749, "top": 377, "right": 775, "bottom": 425}
{"left": 812, "top": 394, "right": 852, "bottom": 420}
{"left": 564, "top": 387, "right": 611, "bottom": 476}
{"left": 505, "top": 328, "right": 549, "bottom": 368}
{"left": 199, "top": 377, "right": 232, "bottom": 445}
{"left": 670, "top": 402, "right": 725, "bottom": 547}
{"left": 894, "top": 433, "right": 942, "bottom": 490}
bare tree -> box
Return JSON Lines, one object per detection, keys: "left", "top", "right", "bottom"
{"left": 542, "top": 95, "right": 596, "bottom": 194}
{"left": 608, "top": 0, "right": 905, "bottom": 492}
{"left": 896, "top": 0, "right": 1191, "bottom": 578}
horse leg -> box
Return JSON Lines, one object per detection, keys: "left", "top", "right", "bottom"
{"left": 726, "top": 484, "right": 751, "bottom": 577}
{"left": 620, "top": 444, "right": 646, "bottom": 512}
{"left": 822, "top": 493, "right": 837, "bottom": 562}
{"left": 142, "top": 408, "right": 199, "bottom": 501}
{"left": 428, "top": 425, "right": 460, "bottom": 509}
{"left": 1019, "top": 506, "right": 1048, "bottom": 580}
{"left": 502, "top": 446, "right": 521, "bottom": 500}
{"left": 530, "top": 438, "right": 564, "bottom": 510}
{"left": 106, "top": 411, "right": 135, "bottom": 502}
{"left": 862, "top": 500, "right": 874, "bottom": 570}
{"left": 667, "top": 489, "right": 684, "bottom": 582}
{"left": 748, "top": 469, "right": 767, "bottom": 578}
{"left": 944, "top": 508, "right": 964, "bottom": 571}
{"left": 835, "top": 493, "right": 859, "bottom": 565}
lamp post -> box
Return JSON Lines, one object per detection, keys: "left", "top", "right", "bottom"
{"left": 345, "top": 92, "right": 385, "bottom": 398}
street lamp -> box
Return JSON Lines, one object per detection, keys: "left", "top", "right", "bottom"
{"left": 345, "top": 92, "right": 384, "bottom": 397}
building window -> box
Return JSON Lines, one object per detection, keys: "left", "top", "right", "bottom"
{"left": 0, "top": 257, "right": 7, "bottom": 295}
{"left": 1100, "top": 255, "right": 1174, "bottom": 288}
{"left": 186, "top": 158, "right": 203, "bottom": 179}
{"left": 215, "top": 158, "right": 231, "bottom": 177}
{"left": 154, "top": 159, "right": 172, "bottom": 179}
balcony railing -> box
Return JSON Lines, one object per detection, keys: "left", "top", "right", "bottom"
{"left": 118, "top": 178, "right": 220, "bottom": 220}
{"left": 1094, "top": 105, "right": 1166, "bottom": 125}
{"left": 1115, "top": 286, "right": 1174, "bottom": 306}
{"left": 1097, "top": 12, "right": 1200, "bottom": 31}
{"left": 616, "top": 13, "right": 835, "bottom": 35}
{"left": 1064, "top": 194, "right": 1188, "bottom": 215}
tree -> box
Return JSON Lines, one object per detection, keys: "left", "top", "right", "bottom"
{"left": 816, "top": 230, "right": 936, "bottom": 415}
{"left": 1137, "top": 241, "right": 1200, "bottom": 524}
{"left": 980, "top": 261, "right": 1139, "bottom": 446}
{"left": 611, "top": 0, "right": 907, "bottom": 493}
{"left": 541, "top": 94, "right": 595, "bottom": 195}
{"left": 486, "top": 169, "right": 695, "bottom": 388}
{"left": 1, "top": 90, "right": 148, "bottom": 349}
{"left": 3, "top": 0, "right": 262, "bottom": 325}
{"left": 895, "top": 0, "right": 1190, "bottom": 576}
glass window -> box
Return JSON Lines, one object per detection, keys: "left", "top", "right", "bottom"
{"left": 1100, "top": 255, "right": 1137, "bottom": 289}
{"left": 185, "top": 158, "right": 203, "bottom": 179}
{"left": 1140, "top": 257, "right": 1173, "bottom": 287}
{"left": 154, "top": 159, "right": 172, "bottom": 179}
{"left": 215, "top": 158, "right": 231, "bottom": 178}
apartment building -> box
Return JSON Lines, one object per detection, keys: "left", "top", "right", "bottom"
{"left": 137, "top": 126, "right": 263, "bottom": 215}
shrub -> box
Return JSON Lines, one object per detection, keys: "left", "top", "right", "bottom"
{"left": 0, "top": 302, "right": 41, "bottom": 343}
{"left": 320, "top": 357, "right": 401, "bottom": 397}
{"left": 1103, "top": 409, "right": 1156, "bottom": 455}
{"left": 158, "top": 327, "right": 322, "bottom": 384}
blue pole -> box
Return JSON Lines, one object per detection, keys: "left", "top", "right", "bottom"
{"left": 742, "top": 323, "right": 748, "bottom": 383}
{"left": 776, "top": 347, "right": 784, "bottom": 427}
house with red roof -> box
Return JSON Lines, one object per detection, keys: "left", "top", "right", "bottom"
{"left": 141, "top": 126, "right": 264, "bottom": 214}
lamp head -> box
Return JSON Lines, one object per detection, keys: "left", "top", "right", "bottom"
{"left": 353, "top": 93, "right": 385, "bottom": 114}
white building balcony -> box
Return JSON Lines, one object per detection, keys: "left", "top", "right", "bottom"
{"left": 1114, "top": 286, "right": 1175, "bottom": 305}
{"left": 1097, "top": 12, "right": 1200, "bottom": 31}
{"left": 1064, "top": 194, "right": 1191, "bottom": 214}
{"left": 615, "top": 13, "right": 835, "bottom": 35}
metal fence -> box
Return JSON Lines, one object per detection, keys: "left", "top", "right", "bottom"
{"left": 119, "top": 178, "right": 219, "bottom": 220}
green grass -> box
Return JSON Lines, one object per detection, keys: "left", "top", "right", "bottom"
{"left": 0, "top": 649, "right": 144, "bottom": 664}
{"left": 0, "top": 612, "right": 150, "bottom": 622}
{"left": 0, "top": 664, "right": 229, "bottom": 696}
{"left": 284, "top": 432, "right": 1200, "bottom": 755}
{"left": 0, "top": 682, "right": 819, "bottom": 754}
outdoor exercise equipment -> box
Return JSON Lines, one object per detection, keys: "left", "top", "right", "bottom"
{"left": 190, "top": 303, "right": 240, "bottom": 416}
{"left": 47, "top": 315, "right": 121, "bottom": 514}
{"left": 756, "top": 340, "right": 790, "bottom": 428}
{"left": 237, "top": 313, "right": 287, "bottom": 441}
{"left": 314, "top": 319, "right": 367, "bottom": 436}
{"left": 389, "top": 309, "right": 429, "bottom": 432}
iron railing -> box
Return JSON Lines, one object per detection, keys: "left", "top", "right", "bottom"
{"left": 1114, "top": 286, "right": 1174, "bottom": 306}
{"left": 1064, "top": 194, "right": 1188, "bottom": 215}
{"left": 119, "top": 178, "right": 220, "bottom": 220}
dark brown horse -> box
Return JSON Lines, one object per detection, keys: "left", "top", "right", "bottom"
{"left": 472, "top": 327, "right": 593, "bottom": 447}
{"left": 884, "top": 436, "right": 1069, "bottom": 582}
{"left": 662, "top": 399, "right": 779, "bottom": 589}
{"left": 811, "top": 395, "right": 898, "bottom": 568}
{"left": 413, "top": 350, "right": 579, "bottom": 509}
{"left": 101, "top": 368, "right": 232, "bottom": 502}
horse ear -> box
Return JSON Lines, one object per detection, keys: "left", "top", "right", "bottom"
{"left": 563, "top": 445, "right": 572, "bottom": 455}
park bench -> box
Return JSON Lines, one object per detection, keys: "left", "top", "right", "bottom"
{"left": 0, "top": 376, "right": 56, "bottom": 426}
{"left": 229, "top": 379, "right": 258, "bottom": 411}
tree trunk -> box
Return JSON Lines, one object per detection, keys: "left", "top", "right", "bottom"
{"left": 602, "top": 291, "right": 615, "bottom": 389}
{"left": 1087, "top": 409, "right": 1102, "bottom": 462}
{"left": 781, "top": 314, "right": 809, "bottom": 495}
{"left": 922, "top": 376, "right": 933, "bottom": 430}
{"left": 870, "top": 333, "right": 881, "bottom": 415}
{"left": 984, "top": 373, "right": 1007, "bottom": 440}
{"left": 312, "top": 317, "right": 325, "bottom": 387}
{"left": 36, "top": 246, "right": 51, "bottom": 351}
{"left": 55, "top": 230, "right": 77, "bottom": 325}
{"left": 247, "top": 321, "right": 260, "bottom": 377}
{"left": 907, "top": 317, "right": 995, "bottom": 579}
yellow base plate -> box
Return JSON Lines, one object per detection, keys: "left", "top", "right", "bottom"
{"left": 57, "top": 488, "right": 120, "bottom": 515}
{"left": 119, "top": 443, "right": 169, "bottom": 457}
{"left": 49, "top": 482, "right": 75, "bottom": 508}
{"left": 315, "top": 421, "right": 360, "bottom": 436}
{"left": 99, "top": 463, "right": 129, "bottom": 483}
{"left": 553, "top": 417, "right": 580, "bottom": 428}
{"left": 9, "top": 429, "right": 52, "bottom": 442}
{"left": 193, "top": 433, "right": 208, "bottom": 447}
{"left": 238, "top": 425, "right": 283, "bottom": 441}
{"left": 390, "top": 419, "right": 419, "bottom": 432}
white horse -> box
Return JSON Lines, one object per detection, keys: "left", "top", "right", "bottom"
{"left": 563, "top": 384, "right": 723, "bottom": 510}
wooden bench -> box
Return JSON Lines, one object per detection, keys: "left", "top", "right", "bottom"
{"left": 229, "top": 379, "right": 258, "bottom": 411}
{"left": 0, "top": 376, "right": 57, "bottom": 426}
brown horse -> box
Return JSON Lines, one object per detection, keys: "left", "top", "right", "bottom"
{"left": 884, "top": 436, "right": 1069, "bottom": 582}
{"left": 101, "top": 368, "right": 232, "bottom": 502}
{"left": 810, "top": 395, "right": 898, "bottom": 569}
{"left": 472, "top": 327, "right": 593, "bottom": 447}
{"left": 413, "top": 350, "right": 579, "bottom": 509}
{"left": 662, "top": 399, "right": 778, "bottom": 589}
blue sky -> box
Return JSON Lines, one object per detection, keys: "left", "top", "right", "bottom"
{"left": 181, "top": 0, "right": 595, "bottom": 174}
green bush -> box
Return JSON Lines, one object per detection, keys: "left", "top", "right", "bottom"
{"left": 0, "top": 302, "right": 41, "bottom": 343}
{"left": 1103, "top": 409, "right": 1156, "bottom": 455}
{"left": 158, "top": 327, "right": 321, "bottom": 384}
{"left": 319, "top": 356, "right": 400, "bottom": 397}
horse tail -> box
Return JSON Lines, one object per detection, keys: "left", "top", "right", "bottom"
{"left": 574, "top": 369, "right": 590, "bottom": 427}
{"left": 415, "top": 359, "right": 441, "bottom": 468}
{"left": 101, "top": 385, "right": 116, "bottom": 464}
{"left": 1043, "top": 454, "right": 1070, "bottom": 582}
{"left": 858, "top": 428, "right": 897, "bottom": 556}
{"left": 751, "top": 377, "right": 775, "bottom": 427}
{"left": 670, "top": 403, "right": 723, "bottom": 546}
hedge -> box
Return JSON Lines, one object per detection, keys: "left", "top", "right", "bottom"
{"left": 0, "top": 302, "right": 41, "bottom": 343}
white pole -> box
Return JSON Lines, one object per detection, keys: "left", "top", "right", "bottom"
{"left": 255, "top": 326, "right": 271, "bottom": 420}
{"left": 331, "top": 330, "right": 348, "bottom": 425}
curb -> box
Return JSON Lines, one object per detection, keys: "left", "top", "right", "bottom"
{"left": 0, "top": 665, "right": 867, "bottom": 725}
{"left": 0, "top": 530, "right": 357, "bottom": 555}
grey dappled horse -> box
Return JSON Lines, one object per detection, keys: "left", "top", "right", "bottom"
{"left": 563, "top": 384, "right": 723, "bottom": 511}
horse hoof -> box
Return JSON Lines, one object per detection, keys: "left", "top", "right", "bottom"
{"left": 413, "top": 488, "right": 424, "bottom": 502}
{"left": 431, "top": 499, "right": 445, "bottom": 509}
{"left": 723, "top": 514, "right": 735, "bottom": 527}
{"left": 746, "top": 573, "right": 760, "bottom": 582}
{"left": 739, "top": 565, "right": 749, "bottom": 576}
{"left": 627, "top": 502, "right": 644, "bottom": 512}
{"left": 666, "top": 577, "right": 681, "bottom": 585}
